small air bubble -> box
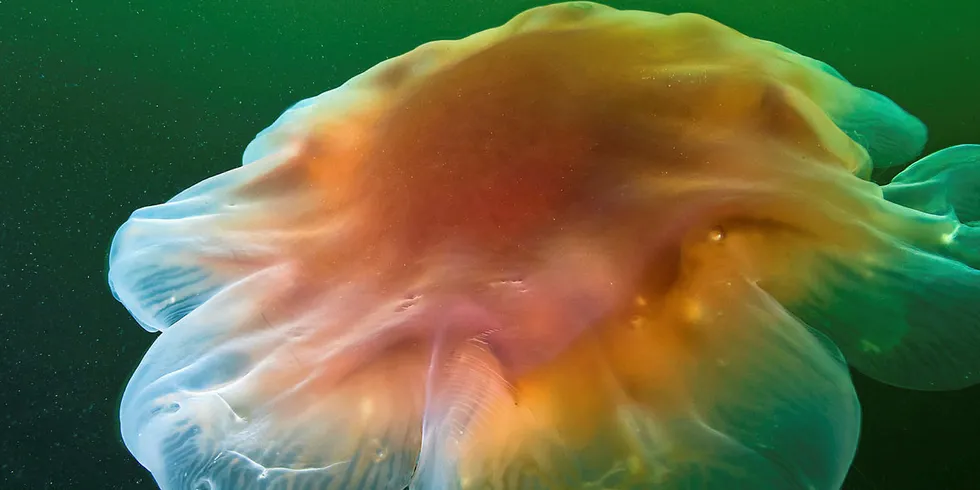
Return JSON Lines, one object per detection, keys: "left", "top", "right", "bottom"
{"left": 374, "top": 447, "right": 388, "bottom": 462}
{"left": 708, "top": 226, "right": 725, "bottom": 242}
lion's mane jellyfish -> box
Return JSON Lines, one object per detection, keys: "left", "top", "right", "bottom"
{"left": 107, "top": 2, "right": 980, "bottom": 489}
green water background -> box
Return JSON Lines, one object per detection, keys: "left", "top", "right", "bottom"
{"left": 2, "top": 0, "right": 978, "bottom": 488}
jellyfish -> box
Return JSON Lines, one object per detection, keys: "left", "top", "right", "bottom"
{"left": 107, "top": 2, "right": 980, "bottom": 489}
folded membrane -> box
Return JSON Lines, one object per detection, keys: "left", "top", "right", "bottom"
{"left": 107, "top": 2, "right": 979, "bottom": 489}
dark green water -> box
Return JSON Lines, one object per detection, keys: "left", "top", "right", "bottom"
{"left": 2, "top": 0, "right": 978, "bottom": 488}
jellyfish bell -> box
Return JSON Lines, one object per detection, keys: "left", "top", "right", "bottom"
{"left": 108, "top": 2, "right": 980, "bottom": 489}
